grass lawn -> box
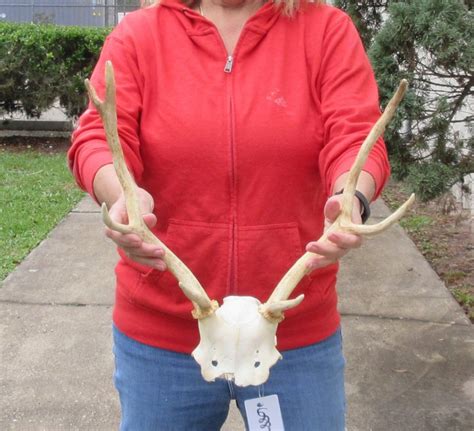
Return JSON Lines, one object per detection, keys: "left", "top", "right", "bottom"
{"left": 0, "top": 148, "right": 84, "bottom": 281}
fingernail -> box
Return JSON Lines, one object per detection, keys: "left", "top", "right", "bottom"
{"left": 156, "top": 262, "right": 166, "bottom": 271}
{"left": 154, "top": 249, "right": 163, "bottom": 257}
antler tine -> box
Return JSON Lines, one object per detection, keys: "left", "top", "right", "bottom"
{"left": 335, "top": 79, "right": 414, "bottom": 236}
{"left": 85, "top": 63, "right": 142, "bottom": 234}
{"left": 85, "top": 61, "right": 218, "bottom": 319}
{"left": 260, "top": 80, "right": 415, "bottom": 322}
{"left": 338, "top": 80, "right": 410, "bottom": 224}
{"left": 260, "top": 295, "right": 305, "bottom": 323}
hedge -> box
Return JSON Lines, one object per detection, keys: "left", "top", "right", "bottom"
{"left": 0, "top": 22, "right": 110, "bottom": 118}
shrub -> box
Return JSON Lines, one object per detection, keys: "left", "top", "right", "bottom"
{"left": 406, "top": 161, "right": 458, "bottom": 202}
{"left": 0, "top": 22, "right": 110, "bottom": 118}
{"left": 337, "top": 0, "right": 473, "bottom": 202}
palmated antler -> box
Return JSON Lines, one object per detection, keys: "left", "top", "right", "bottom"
{"left": 85, "top": 61, "right": 218, "bottom": 319}
{"left": 260, "top": 80, "right": 415, "bottom": 323}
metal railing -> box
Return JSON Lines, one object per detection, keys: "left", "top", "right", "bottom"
{"left": 0, "top": 1, "right": 142, "bottom": 27}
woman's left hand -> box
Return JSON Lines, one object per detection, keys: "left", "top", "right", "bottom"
{"left": 305, "top": 195, "right": 363, "bottom": 272}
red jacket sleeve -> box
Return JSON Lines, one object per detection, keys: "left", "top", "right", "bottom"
{"left": 317, "top": 11, "right": 390, "bottom": 199}
{"left": 67, "top": 21, "right": 144, "bottom": 199}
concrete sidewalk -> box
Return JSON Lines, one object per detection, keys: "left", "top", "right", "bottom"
{"left": 0, "top": 197, "right": 472, "bottom": 430}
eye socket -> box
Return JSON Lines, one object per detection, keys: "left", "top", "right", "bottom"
{"left": 212, "top": 360, "right": 218, "bottom": 367}
{"left": 254, "top": 361, "right": 261, "bottom": 368}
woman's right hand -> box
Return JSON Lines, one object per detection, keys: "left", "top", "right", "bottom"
{"left": 104, "top": 188, "right": 167, "bottom": 271}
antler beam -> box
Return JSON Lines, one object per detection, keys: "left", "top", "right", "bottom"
{"left": 85, "top": 61, "right": 218, "bottom": 319}
{"left": 260, "top": 80, "right": 415, "bottom": 322}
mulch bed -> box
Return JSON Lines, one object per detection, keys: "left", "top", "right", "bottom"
{"left": 383, "top": 182, "right": 474, "bottom": 322}
{"left": 0, "top": 135, "right": 71, "bottom": 154}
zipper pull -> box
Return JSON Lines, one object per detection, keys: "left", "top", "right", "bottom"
{"left": 224, "top": 56, "right": 233, "bottom": 73}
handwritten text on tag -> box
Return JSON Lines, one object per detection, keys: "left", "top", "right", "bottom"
{"left": 244, "top": 394, "right": 285, "bottom": 431}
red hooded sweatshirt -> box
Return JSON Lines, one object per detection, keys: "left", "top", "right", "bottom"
{"left": 68, "top": 0, "right": 390, "bottom": 353}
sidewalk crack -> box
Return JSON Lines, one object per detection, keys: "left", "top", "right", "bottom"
{"left": 340, "top": 311, "right": 470, "bottom": 327}
{"left": 0, "top": 299, "right": 112, "bottom": 307}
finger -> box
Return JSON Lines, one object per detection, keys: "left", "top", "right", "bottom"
{"left": 125, "top": 242, "right": 165, "bottom": 258}
{"left": 306, "top": 240, "right": 347, "bottom": 260}
{"left": 106, "top": 228, "right": 165, "bottom": 258}
{"left": 143, "top": 213, "right": 157, "bottom": 229}
{"left": 126, "top": 255, "right": 167, "bottom": 271}
{"left": 105, "top": 228, "right": 143, "bottom": 248}
{"left": 324, "top": 198, "right": 342, "bottom": 223}
{"left": 107, "top": 199, "right": 129, "bottom": 224}
{"left": 306, "top": 255, "right": 335, "bottom": 271}
{"left": 327, "top": 232, "right": 363, "bottom": 249}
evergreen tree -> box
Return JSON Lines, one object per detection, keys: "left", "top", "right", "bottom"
{"left": 334, "top": 0, "right": 391, "bottom": 48}
{"left": 339, "top": 0, "right": 473, "bottom": 201}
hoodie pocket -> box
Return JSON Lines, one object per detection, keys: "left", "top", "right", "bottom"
{"left": 127, "top": 219, "right": 229, "bottom": 317}
{"left": 236, "top": 222, "right": 316, "bottom": 305}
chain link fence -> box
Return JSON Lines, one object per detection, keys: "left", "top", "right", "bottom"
{"left": 0, "top": 1, "right": 141, "bottom": 27}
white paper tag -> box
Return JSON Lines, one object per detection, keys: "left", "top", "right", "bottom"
{"left": 244, "top": 394, "right": 285, "bottom": 431}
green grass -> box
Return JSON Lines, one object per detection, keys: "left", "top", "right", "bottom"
{"left": 0, "top": 150, "right": 84, "bottom": 281}
{"left": 452, "top": 287, "right": 474, "bottom": 308}
{"left": 399, "top": 215, "right": 433, "bottom": 233}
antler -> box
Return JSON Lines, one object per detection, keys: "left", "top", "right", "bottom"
{"left": 85, "top": 61, "right": 218, "bottom": 319}
{"left": 260, "top": 80, "right": 415, "bottom": 322}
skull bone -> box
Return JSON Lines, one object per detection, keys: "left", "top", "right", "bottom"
{"left": 192, "top": 296, "right": 282, "bottom": 387}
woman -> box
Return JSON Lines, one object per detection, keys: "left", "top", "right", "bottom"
{"left": 68, "top": 0, "right": 390, "bottom": 429}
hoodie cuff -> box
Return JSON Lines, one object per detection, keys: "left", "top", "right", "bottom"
{"left": 73, "top": 143, "right": 114, "bottom": 203}
{"left": 328, "top": 154, "right": 389, "bottom": 201}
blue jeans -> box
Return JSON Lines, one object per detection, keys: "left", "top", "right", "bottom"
{"left": 113, "top": 325, "right": 345, "bottom": 430}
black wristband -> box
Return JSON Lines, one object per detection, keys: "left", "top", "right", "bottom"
{"left": 334, "top": 189, "right": 371, "bottom": 224}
